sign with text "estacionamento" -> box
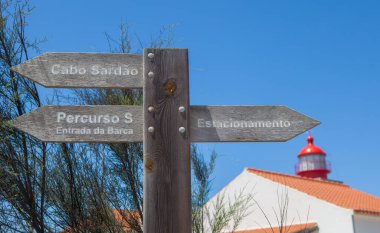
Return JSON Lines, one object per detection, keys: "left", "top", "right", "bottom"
{"left": 11, "top": 105, "right": 319, "bottom": 143}
{"left": 11, "top": 53, "right": 143, "bottom": 88}
{"left": 190, "top": 106, "right": 319, "bottom": 142}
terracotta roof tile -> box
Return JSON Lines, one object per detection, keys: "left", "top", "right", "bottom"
{"left": 247, "top": 168, "right": 380, "bottom": 216}
{"left": 61, "top": 210, "right": 140, "bottom": 232}
{"left": 233, "top": 222, "right": 318, "bottom": 233}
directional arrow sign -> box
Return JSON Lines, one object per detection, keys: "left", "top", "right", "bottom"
{"left": 11, "top": 53, "right": 143, "bottom": 88}
{"left": 11, "top": 105, "right": 318, "bottom": 143}
{"left": 190, "top": 106, "right": 320, "bottom": 142}
{"left": 11, "top": 105, "right": 143, "bottom": 143}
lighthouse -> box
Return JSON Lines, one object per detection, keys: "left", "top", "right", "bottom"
{"left": 295, "top": 135, "right": 331, "bottom": 179}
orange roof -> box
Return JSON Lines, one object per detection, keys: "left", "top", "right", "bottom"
{"left": 247, "top": 168, "right": 380, "bottom": 216}
{"left": 233, "top": 222, "right": 318, "bottom": 233}
{"left": 112, "top": 209, "right": 141, "bottom": 231}
{"left": 61, "top": 210, "right": 141, "bottom": 232}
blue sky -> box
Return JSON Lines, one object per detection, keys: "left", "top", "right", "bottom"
{"left": 27, "top": 0, "right": 380, "bottom": 197}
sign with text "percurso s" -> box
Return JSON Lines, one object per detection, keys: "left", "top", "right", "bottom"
{"left": 11, "top": 105, "right": 143, "bottom": 143}
{"left": 11, "top": 53, "right": 143, "bottom": 88}
{"left": 11, "top": 105, "right": 319, "bottom": 143}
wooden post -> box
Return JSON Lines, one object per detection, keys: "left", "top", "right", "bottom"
{"left": 143, "top": 49, "right": 191, "bottom": 233}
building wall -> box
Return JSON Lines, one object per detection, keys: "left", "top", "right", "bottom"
{"left": 353, "top": 214, "right": 380, "bottom": 233}
{"left": 206, "top": 169, "right": 355, "bottom": 233}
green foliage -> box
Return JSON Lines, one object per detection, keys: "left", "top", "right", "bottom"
{"left": 191, "top": 146, "right": 254, "bottom": 233}
{"left": 0, "top": 1, "right": 47, "bottom": 232}
{"left": 254, "top": 187, "right": 313, "bottom": 233}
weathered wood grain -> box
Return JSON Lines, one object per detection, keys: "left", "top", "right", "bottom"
{"left": 143, "top": 49, "right": 191, "bottom": 233}
{"left": 11, "top": 53, "right": 143, "bottom": 88}
{"left": 11, "top": 105, "right": 143, "bottom": 142}
{"left": 10, "top": 105, "right": 320, "bottom": 143}
{"left": 190, "top": 106, "right": 320, "bottom": 142}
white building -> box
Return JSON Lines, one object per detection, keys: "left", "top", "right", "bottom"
{"left": 208, "top": 136, "right": 380, "bottom": 233}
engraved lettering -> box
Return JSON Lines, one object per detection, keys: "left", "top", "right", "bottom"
{"left": 198, "top": 119, "right": 205, "bottom": 127}
{"left": 55, "top": 112, "right": 133, "bottom": 124}
{"left": 197, "top": 118, "right": 292, "bottom": 128}
{"left": 124, "top": 113, "right": 133, "bottom": 123}
{"left": 51, "top": 64, "right": 139, "bottom": 76}
{"left": 57, "top": 112, "right": 66, "bottom": 122}
{"left": 51, "top": 65, "right": 60, "bottom": 74}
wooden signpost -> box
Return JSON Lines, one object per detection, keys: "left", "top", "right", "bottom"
{"left": 9, "top": 48, "right": 320, "bottom": 233}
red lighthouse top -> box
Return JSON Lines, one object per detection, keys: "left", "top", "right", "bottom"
{"left": 298, "top": 135, "right": 326, "bottom": 157}
{"left": 295, "top": 135, "right": 331, "bottom": 179}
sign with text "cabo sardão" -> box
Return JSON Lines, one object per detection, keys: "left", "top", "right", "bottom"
{"left": 11, "top": 53, "right": 143, "bottom": 88}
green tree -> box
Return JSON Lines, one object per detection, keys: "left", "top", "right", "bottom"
{"left": 191, "top": 146, "right": 254, "bottom": 233}
{"left": 0, "top": 0, "right": 47, "bottom": 232}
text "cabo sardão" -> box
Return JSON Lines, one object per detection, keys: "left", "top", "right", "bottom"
{"left": 51, "top": 64, "right": 139, "bottom": 76}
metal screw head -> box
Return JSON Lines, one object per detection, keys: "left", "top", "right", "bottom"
{"left": 148, "top": 53, "right": 154, "bottom": 58}
{"left": 179, "top": 127, "right": 186, "bottom": 134}
{"left": 148, "top": 71, "right": 154, "bottom": 78}
{"left": 178, "top": 106, "right": 186, "bottom": 113}
{"left": 148, "top": 106, "right": 155, "bottom": 113}
{"left": 148, "top": 126, "right": 154, "bottom": 133}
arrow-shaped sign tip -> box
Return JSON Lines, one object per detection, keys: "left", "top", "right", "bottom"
{"left": 8, "top": 116, "right": 29, "bottom": 135}
{"left": 10, "top": 54, "right": 50, "bottom": 87}
{"left": 6, "top": 108, "right": 47, "bottom": 141}
{"left": 10, "top": 63, "right": 24, "bottom": 77}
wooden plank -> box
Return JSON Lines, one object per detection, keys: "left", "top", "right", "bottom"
{"left": 11, "top": 53, "right": 143, "bottom": 88}
{"left": 190, "top": 106, "right": 320, "bottom": 142}
{"left": 143, "top": 49, "right": 191, "bottom": 233}
{"left": 10, "top": 105, "right": 143, "bottom": 142}
{"left": 10, "top": 105, "right": 320, "bottom": 143}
